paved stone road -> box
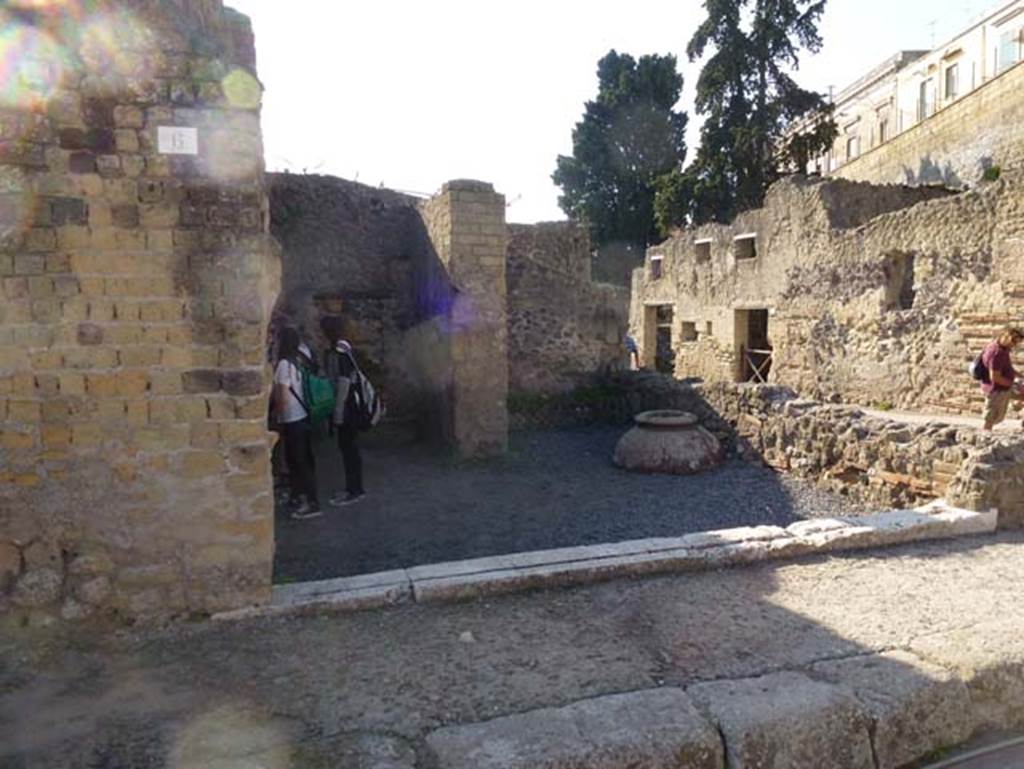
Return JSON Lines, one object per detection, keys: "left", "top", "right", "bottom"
{"left": 3, "top": 532, "right": 1024, "bottom": 767}
{"left": 274, "top": 426, "right": 867, "bottom": 582}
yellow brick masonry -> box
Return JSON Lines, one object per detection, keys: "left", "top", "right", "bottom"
{"left": 0, "top": 1, "right": 278, "bottom": 624}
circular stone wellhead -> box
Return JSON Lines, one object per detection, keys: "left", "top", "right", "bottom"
{"left": 613, "top": 410, "right": 723, "bottom": 475}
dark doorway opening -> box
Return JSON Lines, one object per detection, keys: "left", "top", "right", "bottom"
{"left": 736, "top": 308, "right": 772, "bottom": 383}
{"left": 655, "top": 305, "right": 675, "bottom": 375}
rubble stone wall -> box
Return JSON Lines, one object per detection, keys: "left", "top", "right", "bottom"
{"left": 632, "top": 173, "right": 1024, "bottom": 417}
{"left": 701, "top": 384, "right": 1019, "bottom": 516}
{"left": 508, "top": 222, "right": 629, "bottom": 394}
{"left": 267, "top": 174, "right": 450, "bottom": 426}
{"left": 0, "top": 0, "right": 278, "bottom": 623}
{"left": 268, "top": 174, "right": 509, "bottom": 457}
{"left": 834, "top": 61, "right": 1024, "bottom": 188}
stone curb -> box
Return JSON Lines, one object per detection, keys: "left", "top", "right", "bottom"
{"left": 421, "top": 641, "right": 1018, "bottom": 769}
{"left": 213, "top": 501, "right": 996, "bottom": 620}
{"left": 410, "top": 502, "right": 996, "bottom": 605}
{"left": 426, "top": 688, "right": 723, "bottom": 769}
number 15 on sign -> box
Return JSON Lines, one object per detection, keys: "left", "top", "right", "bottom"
{"left": 157, "top": 126, "right": 199, "bottom": 155}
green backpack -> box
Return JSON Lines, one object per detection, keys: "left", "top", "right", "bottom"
{"left": 298, "top": 366, "right": 336, "bottom": 425}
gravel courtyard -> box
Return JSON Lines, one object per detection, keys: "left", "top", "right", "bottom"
{"left": 273, "top": 426, "right": 869, "bottom": 583}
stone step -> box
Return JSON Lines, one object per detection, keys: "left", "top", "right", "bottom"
{"left": 427, "top": 688, "right": 722, "bottom": 769}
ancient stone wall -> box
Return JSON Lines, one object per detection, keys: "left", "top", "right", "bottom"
{"left": 632, "top": 173, "right": 1024, "bottom": 417}
{"left": 507, "top": 222, "right": 629, "bottom": 394}
{"left": 268, "top": 174, "right": 449, "bottom": 426}
{"left": 701, "top": 384, "right": 1013, "bottom": 514}
{"left": 0, "top": 0, "right": 277, "bottom": 623}
{"left": 419, "top": 181, "right": 509, "bottom": 457}
{"left": 834, "top": 61, "right": 1024, "bottom": 187}
{"left": 268, "top": 174, "right": 508, "bottom": 456}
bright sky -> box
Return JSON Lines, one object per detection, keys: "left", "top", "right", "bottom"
{"left": 228, "top": 0, "right": 997, "bottom": 223}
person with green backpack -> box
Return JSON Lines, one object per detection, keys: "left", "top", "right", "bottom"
{"left": 273, "top": 326, "right": 324, "bottom": 519}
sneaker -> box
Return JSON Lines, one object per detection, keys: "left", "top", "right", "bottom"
{"left": 290, "top": 500, "right": 322, "bottom": 520}
{"left": 329, "top": 492, "right": 366, "bottom": 507}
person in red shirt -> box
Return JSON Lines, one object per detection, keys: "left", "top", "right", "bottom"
{"left": 981, "top": 326, "right": 1024, "bottom": 430}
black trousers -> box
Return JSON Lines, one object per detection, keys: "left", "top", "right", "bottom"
{"left": 337, "top": 423, "right": 364, "bottom": 495}
{"left": 282, "top": 419, "right": 318, "bottom": 504}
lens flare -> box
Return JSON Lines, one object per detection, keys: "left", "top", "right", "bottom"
{"left": 7, "top": 0, "right": 83, "bottom": 11}
{"left": 222, "top": 68, "right": 262, "bottom": 110}
{"left": 0, "top": 14, "right": 70, "bottom": 110}
{"left": 79, "top": 10, "right": 157, "bottom": 78}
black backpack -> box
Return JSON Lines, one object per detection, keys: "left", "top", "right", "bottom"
{"left": 969, "top": 354, "right": 990, "bottom": 384}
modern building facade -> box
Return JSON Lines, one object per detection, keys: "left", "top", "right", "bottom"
{"left": 807, "top": 0, "right": 1024, "bottom": 182}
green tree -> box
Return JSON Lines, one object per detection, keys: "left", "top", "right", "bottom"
{"left": 553, "top": 50, "right": 688, "bottom": 253}
{"left": 678, "top": 0, "right": 836, "bottom": 226}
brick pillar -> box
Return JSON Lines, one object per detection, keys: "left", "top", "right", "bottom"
{"left": 0, "top": 0, "right": 277, "bottom": 623}
{"left": 421, "top": 181, "right": 508, "bottom": 457}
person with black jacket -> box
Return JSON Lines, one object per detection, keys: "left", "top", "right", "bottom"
{"left": 321, "top": 317, "right": 366, "bottom": 506}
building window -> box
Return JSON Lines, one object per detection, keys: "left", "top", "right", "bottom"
{"left": 846, "top": 135, "right": 860, "bottom": 160}
{"left": 681, "top": 321, "right": 698, "bottom": 342}
{"left": 998, "top": 28, "right": 1022, "bottom": 73}
{"left": 650, "top": 256, "right": 663, "bottom": 280}
{"left": 878, "top": 119, "right": 889, "bottom": 144}
{"left": 705, "top": 321, "right": 713, "bottom": 337}
{"left": 918, "top": 79, "right": 936, "bottom": 121}
{"left": 945, "top": 63, "right": 959, "bottom": 99}
{"left": 734, "top": 234, "right": 757, "bottom": 261}
{"left": 694, "top": 239, "right": 712, "bottom": 262}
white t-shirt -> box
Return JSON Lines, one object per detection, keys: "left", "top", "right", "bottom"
{"left": 273, "top": 359, "right": 307, "bottom": 423}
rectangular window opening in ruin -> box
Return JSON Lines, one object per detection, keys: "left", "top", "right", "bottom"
{"left": 734, "top": 234, "right": 757, "bottom": 261}
{"left": 734, "top": 308, "right": 772, "bottom": 383}
{"left": 884, "top": 253, "right": 917, "bottom": 310}
{"left": 694, "top": 238, "right": 712, "bottom": 262}
{"left": 650, "top": 255, "right": 664, "bottom": 280}
{"left": 705, "top": 321, "right": 713, "bottom": 337}
{"left": 681, "top": 321, "right": 698, "bottom": 342}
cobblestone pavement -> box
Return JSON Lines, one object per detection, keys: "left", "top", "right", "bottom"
{"left": 274, "top": 426, "right": 869, "bottom": 583}
{"left": 3, "top": 533, "right": 1023, "bottom": 767}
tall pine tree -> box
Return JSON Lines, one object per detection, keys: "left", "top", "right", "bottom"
{"left": 672, "top": 0, "right": 836, "bottom": 226}
{"left": 553, "top": 51, "right": 688, "bottom": 253}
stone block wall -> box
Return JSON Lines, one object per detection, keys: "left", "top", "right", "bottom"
{"left": 632, "top": 173, "right": 1024, "bottom": 417}
{"left": 268, "top": 174, "right": 509, "bottom": 456}
{"left": 834, "top": 61, "right": 1024, "bottom": 188}
{"left": 268, "top": 174, "right": 447, "bottom": 426}
{"left": 508, "top": 222, "right": 629, "bottom": 394}
{"left": 0, "top": 0, "right": 277, "bottom": 623}
{"left": 701, "top": 384, "right": 1016, "bottom": 514}
{"left": 419, "top": 181, "right": 509, "bottom": 457}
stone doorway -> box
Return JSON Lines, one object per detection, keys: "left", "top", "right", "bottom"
{"left": 735, "top": 308, "right": 772, "bottom": 383}
{"left": 642, "top": 305, "right": 676, "bottom": 374}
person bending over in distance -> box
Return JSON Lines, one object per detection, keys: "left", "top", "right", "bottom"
{"left": 980, "top": 326, "right": 1024, "bottom": 431}
{"left": 274, "top": 326, "right": 321, "bottom": 518}
{"left": 624, "top": 334, "right": 640, "bottom": 370}
{"left": 321, "top": 317, "right": 366, "bottom": 507}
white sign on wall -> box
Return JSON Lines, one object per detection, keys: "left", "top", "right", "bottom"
{"left": 157, "top": 126, "right": 199, "bottom": 155}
